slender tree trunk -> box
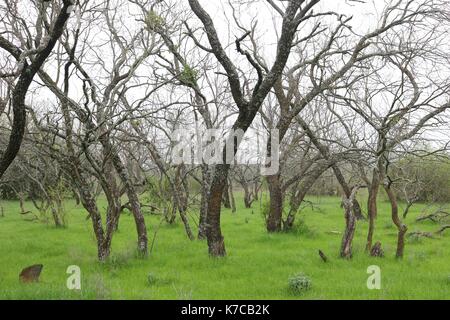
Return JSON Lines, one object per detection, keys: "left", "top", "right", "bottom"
{"left": 222, "top": 178, "right": 231, "bottom": 208}
{"left": 384, "top": 185, "right": 407, "bottom": 258}
{"left": 243, "top": 186, "right": 253, "bottom": 208}
{"left": 283, "top": 163, "right": 329, "bottom": 231}
{"left": 18, "top": 192, "right": 27, "bottom": 214}
{"left": 79, "top": 187, "right": 109, "bottom": 261}
{"left": 109, "top": 152, "right": 148, "bottom": 257}
{"left": 332, "top": 165, "right": 364, "bottom": 220}
{"left": 198, "top": 165, "right": 210, "bottom": 239}
{"left": 284, "top": 190, "right": 305, "bottom": 231}
{"left": 229, "top": 178, "right": 236, "bottom": 213}
{"left": 266, "top": 174, "right": 283, "bottom": 232}
{"left": 366, "top": 170, "right": 380, "bottom": 252}
{"left": 51, "top": 208, "right": 63, "bottom": 227}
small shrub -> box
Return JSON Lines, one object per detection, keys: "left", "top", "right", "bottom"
{"left": 107, "top": 247, "right": 135, "bottom": 269}
{"left": 147, "top": 273, "right": 158, "bottom": 286}
{"left": 89, "top": 274, "right": 111, "bottom": 300}
{"left": 407, "top": 233, "right": 422, "bottom": 244}
{"left": 290, "top": 219, "right": 317, "bottom": 238}
{"left": 288, "top": 273, "right": 312, "bottom": 295}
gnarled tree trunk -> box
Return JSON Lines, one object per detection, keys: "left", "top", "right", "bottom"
{"left": 384, "top": 184, "right": 407, "bottom": 258}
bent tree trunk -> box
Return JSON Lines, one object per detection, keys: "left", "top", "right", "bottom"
{"left": 332, "top": 165, "right": 364, "bottom": 220}
{"left": 110, "top": 151, "right": 148, "bottom": 257}
{"left": 0, "top": 1, "right": 72, "bottom": 179}
{"left": 266, "top": 173, "right": 283, "bottom": 232}
{"left": 283, "top": 163, "right": 330, "bottom": 230}
{"left": 384, "top": 184, "right": 407, "bottom": 258}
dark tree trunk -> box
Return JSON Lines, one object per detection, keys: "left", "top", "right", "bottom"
{"left": 198, "top": 165, "right": 210, "bottom": 239}
{"left": 366, "top": 169, "right": 380, "bottom": 252}
{"left": 80, "top": 187, "right": 109, "bottom": 261}
{"left": 266, "top": 174, "right": 283, "bottom": 232}
{"left": 206, "top": 163, "right": 229, "bottom": 256}
{"left": 229, "top": 178, "right": 236, "bottom": 213}
{"left": 222, "top": 178, "right": 231, "bottom": 208}
{"left": 0, "top": 1, "right": 73, "bottom": 179}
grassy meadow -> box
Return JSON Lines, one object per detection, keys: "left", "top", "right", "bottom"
{"left": 0, "top": 193, "right": 449, "bottom": 300}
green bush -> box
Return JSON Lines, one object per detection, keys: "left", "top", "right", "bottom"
{"left": 147, "top": 273, "right": 158, "bottom": 286}
{"left": 288, "top": 273, "right": 312, "bottom": 295}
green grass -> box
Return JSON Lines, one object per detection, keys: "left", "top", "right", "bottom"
{"left": 0, "top": 194, "right": 449, "bottom": 299}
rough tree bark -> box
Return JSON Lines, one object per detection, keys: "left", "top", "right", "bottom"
{"left": 266, "top": 173, "right": 283, "bottom": 232}
{"left": 0, "top": 1, "right": 73, "bottom": 179}
{"left": 384, "top": 184, "right": 407, "bottom": 259}
{"left": 340, "top": 186, "right": 363, "bottom": 258}
{"left": 188, "top": 0, "right": 311, "bottom": 256}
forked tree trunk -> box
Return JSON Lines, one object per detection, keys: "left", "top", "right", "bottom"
{"left": 110, "top": 151, "right": 148, "bottom": 257}
{"left": 282, "top": 163, "right": 330, "bottom": 231}
{"left": 266, "top": 174, "right": 283, "bottom": 232}
{"left": 384, "top": 185, "right": 407, "bottom": 258}
{"left": 332, "top": 165, "right": 364, "bottom": 220}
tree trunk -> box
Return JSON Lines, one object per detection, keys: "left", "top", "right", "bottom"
{"left": 284, "top": 188, "right": 306, "bottom": 231}
{"left": 110, "top": 152, "right": 148, "bottom": 257}
{"left": 366, "top": 169, "right": 380, "bottom": 252}
{"left": 266, "top": 174, "right": 283, "bottom": 232}
{"left": 222, "top": 178, "right": 231, "bottom": 208}
{"left": 332, "top": 165, "right": 364, "bottom": 220}
{"left": 243, "top": 186, "right": 253, "bottom": 208}
{"left": 198, "top": 165, "right": 210, "bottom": 239}
{"left": 80, "top": 188, "right": 109, "bottom": 261}
{"left": 384, "top": 185, "right": 407, "bottom": 258}
{"left": 51, "top": 208, "right": 63, "bottom": 227}
{"left": 206, "top": 163, "right": 228, "bottom": 256}
{"left": 18, "top": 192, "right": 27, "bottom": 214}
{"left": 340, "top": 188, "right": 359, "bottom": 258}
{"left": 283, "top": 163, "right": 329, "bottom": 231}
{"left": 229, "top": 178, "right": 236, "bottom": 213}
